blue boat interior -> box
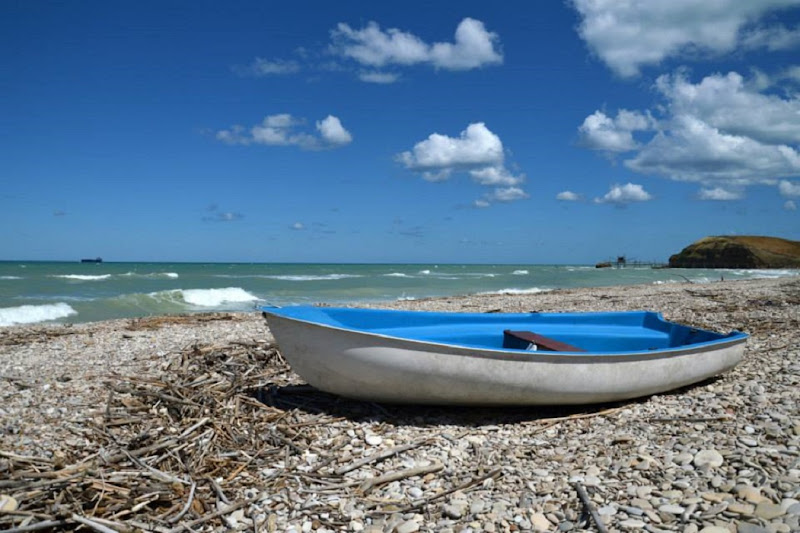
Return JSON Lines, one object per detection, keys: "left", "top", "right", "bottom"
{"left": 262, "top": 306, "right": 745, "bottom": 354}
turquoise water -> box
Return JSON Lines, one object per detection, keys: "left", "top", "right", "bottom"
{"left": 0, "top": 262, "right": 796, "bottom": 326}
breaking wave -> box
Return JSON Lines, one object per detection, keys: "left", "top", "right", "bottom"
{"left": 477, "top": 287, "right": 549, "bottom": 296}
{"left": 263, "top": 274, "right": 362, "bottom": 281}
{"left": 53, "top": 274, "right": 112, "bottom": 281}
{"left": 0, "top": 303, "right": 77, "bottom": 327}
{"left": 728, "top": 269, "right": 799, "bottom": 279}
{"left": 180, "top": 287, "right": 258, "bottom": 307}
{"left": 105, "top": 287, "right": 260, "bottom": 315}
{"left": 512, "top": 270, "right": 529, "bottom": 275}
{"left": 121, "top": 272, "right": 180, "bottom": 279}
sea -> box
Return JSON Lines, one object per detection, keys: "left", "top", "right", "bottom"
{"left": 0, "top": 261, "right": 797, "bottom": 327}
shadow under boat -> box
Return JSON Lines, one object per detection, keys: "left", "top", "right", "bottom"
{"left": 247, "top": 376, "right": 722, "bottom": 428}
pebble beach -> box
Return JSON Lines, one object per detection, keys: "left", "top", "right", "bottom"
{"left": 1, "top": 277, "right": 798, "bottom": 532}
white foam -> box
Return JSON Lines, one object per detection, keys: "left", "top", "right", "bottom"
{"left": 180, "top": 287, "right": 258, "bottom": 307}
{"left": 0, "top": 276, "right": 22, "bottom": 280}
{"left": 266, "top": 274, "right": 361, "bottom": 281}
{"left": 477, "top": 287, "right": 549, "bottom": 296}
{"left": 418, "top": 270, "right": 431, "bottom": 275}
{"left": 384, "top": 273, "right": 412, "bottom": 278}
{"left": 0, "top": 303, "right": 77, "bottom": 327}
{"left": 53, "top": 274, "right": 112, "bottom": 281}
{"left": 728, "top": 269, "right": 799, "bottom": 279}
{"left": 512, "top": 270, "right": 529, "bottom": 275}
{"left": 122, "top": 272, "right": 180, "bottom": 279}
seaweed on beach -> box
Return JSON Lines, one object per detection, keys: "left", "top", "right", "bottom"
{"left": 0, "top": 336, "right": 300, "bottom": 531}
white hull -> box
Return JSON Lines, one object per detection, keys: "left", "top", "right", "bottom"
{"left": 265, "top": 314, "right": 746, "bottom": 405}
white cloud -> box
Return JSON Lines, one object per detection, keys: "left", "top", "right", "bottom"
{"left": 428, "top": 18, "right": 504, "bottom": 70}
{"left": 468, "top": 166, "right": 521, "bottom": 186}
{"left": 556, "top": 191, "right": 581, "bottom": 201}
{"left": 397, "top": 122, "right": 526, "bottom": 206}
{"left": 656, "top": 72, "right": 800, "bottom": 145}
{"left": 784, "top": 65, "right": 800, "bottom": 83}
{"left": 331, "top": 18, "right": 502, "bottom": 71}
{"left": 626, "top": 114, "right": 800, "bottom": 184}
{"left": 594, "top": 183, "right": 653, "bottom": 205}
{"left": 290, "top": 222, "right": 305, "bottom": 230}
{"left": 698, "top": 187, "right": 743, "bottom": 201}
{"left": 578, "top": 109, "right": 652, "bottom": 152}
{"left": 316, "top": 115, "right": 353, "bottom": 146}
{"left": 358, "top": 71, "right": 400, "bottom": 84}
{"left": 571, "top": 0, "right": 800, "bottom": 77}
{"left": 398, "top": 122, "right": 504, "bottom": 171}
{"left": 203, "top": 211, "right": 244, "bottom": 222}
{"left": 487, "top": 187, "right": 529, "bottom": 202}
{"left": 579, "top": 71, "right": 800, "bottom": 188}
{"left": 785, "top": 200, "right": 797, "bottom": 210}
{"left": 779, "top": 179, "right": 800, "bottom": 197}
{"left": 217, "top": 113, "right": 352, "bottom": 150}
{"left": 740, "top": 24, "right": 800, "bottom": 51}
{"left": 232, "top": 57, "right": 300, "bottom": 77}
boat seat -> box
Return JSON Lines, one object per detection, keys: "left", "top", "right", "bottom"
{"left": 503, "top": 330, "right": 586, "bottom": 352}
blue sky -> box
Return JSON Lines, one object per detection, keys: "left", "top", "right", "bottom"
{"left": 2, "top": 0, "right": 799, "bottom": 263}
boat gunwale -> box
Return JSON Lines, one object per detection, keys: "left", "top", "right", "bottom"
{"left": 262, "top": 307, "right": 748, "bottom": 362}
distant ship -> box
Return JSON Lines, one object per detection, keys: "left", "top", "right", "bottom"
{"left": 80, "top": 257, "right": 103, "bottom": 263}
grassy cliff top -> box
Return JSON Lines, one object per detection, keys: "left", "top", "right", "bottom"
{"left": 669, "top": 236, "right": 800, "bottom": 268}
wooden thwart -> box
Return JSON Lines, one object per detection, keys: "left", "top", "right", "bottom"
{"left": 503, "top": 330, "right": 585, "bottom": 352}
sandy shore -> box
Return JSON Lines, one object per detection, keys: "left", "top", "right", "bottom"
{"left": 1, "top": 277, "right": 798, "bottom": 532}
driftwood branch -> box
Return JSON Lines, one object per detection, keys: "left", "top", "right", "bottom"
{"left": 574, "top": 481, "right": 609, "bottom": 533}
{"left": 167, "top": 495, "right": 260, "bottom": 533}
{"left": 358, "top": 462, "right": 444, "bottom": 494}
{"left": 371, "top": 467, "right": 503, "bottom": 515}
{"left": 70, "top": 514, "right": 123, "bottom": 533}
{"left": 335, "top": 439, "right": 431, "bottom": 475}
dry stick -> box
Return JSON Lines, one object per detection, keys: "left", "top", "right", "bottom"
{"left": 70, "top": 514, "right": 122, "bottom": 533}
{"left": 84, "top": 516, "right": 140, "bottom": 533}
{"left": 127, "top": 520, "right": 172, "bottom": 533}
{"left": 0, "top": 451, "right": 53, "bottom": 465}
{"left": 168, "top": 481, "right": 197, "bottom": 524}
{"left": 647, "top": 416, "right": 731, "bottom": 423}
{"left": 0, "top": 509, "right": 56, "bottom": 521}
{"left": 371, "top": 467, "right": 503, "bottom": 515}
{"left": 101, "top": 438, "right": 179, "bottom": 466}
{"left": 335, "top": 440, "right": 432, "bottom": 476}
{"left": 522, "top": 406, "right": 624, "bottom": 426}
{"left": 177, "top": 417, "right": 210, "bottom": 439}
{"left": 573, "top": 481, "right": 608, "bottom": 533}
{"left": 90, "top": 469, "right": 108, "bottom": 517}
{"left": 222, "top": 444, "right": 272, "bottom": 484}
{"left": 306, "top": 441, "right": 349, "bottom": 474}
{"left": 123, "top": 450, "right": 190, "bottom": 485}
{"left": 208, "top": 477, "right": 232, "bottom": 505}
{"left": 103, "top": 389, "right": 115, "bottom": 423}
{"left": 0, "top": 471, "right": 86, "bottom": 490}
{"left": 3, "top": 520, "right": 69, "bottom": 533}
{"left": 168, "top": 495, "right": 260, "bottom": 533}
{"left": 358, "top": 462, "right": 444, "bottom": 495}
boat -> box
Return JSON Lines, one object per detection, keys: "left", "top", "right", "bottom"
{"left": 260, "top": 306, "right": 747, "bottom": 405}
{"left": 80, "top": 257, "right": 103, "bottom": 263}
